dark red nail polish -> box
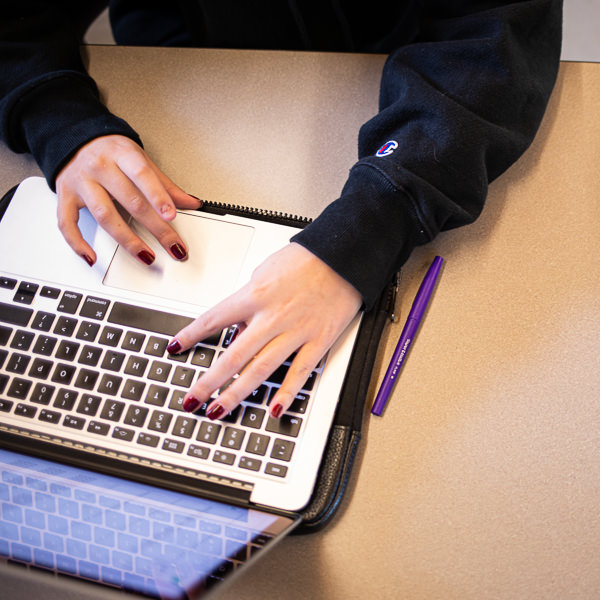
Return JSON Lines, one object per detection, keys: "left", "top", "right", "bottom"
{"left": 206, "top": 404, "right": 226, "bottom": 421}
{"left": 81, "top": 254, "right": 94, "bottom": 267}
{"left": 183, "top": 396, "right": 201, "bottom": 413}
{"left": 271, "top": 403, "right": 283, "bottom": 419}
{"left": 167, "top": 339, "right": 182, "bottom": 354}
{"left": 170, "top": 243, "right": 187, "bottom": 260}
{"left": 137, "top": 249, "right": 155, "bottom": 265}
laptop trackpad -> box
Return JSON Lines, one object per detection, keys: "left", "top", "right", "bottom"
{"left": 103, "top": 211, "right": 255, "bottom": 307}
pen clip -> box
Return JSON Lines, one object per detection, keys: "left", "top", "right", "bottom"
{"left": 386, "top": 271, "right": 401, "bottom": 323}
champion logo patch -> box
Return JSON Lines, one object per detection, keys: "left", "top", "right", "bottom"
{"left": 376, "top": 140, "right": 398, "bottom": 157}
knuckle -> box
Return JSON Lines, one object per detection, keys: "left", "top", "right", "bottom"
{"left": 91, "top": 202, "right": 113, "bottom": 226}
{"left": 249, "top": 358, "right": 275, "bottom": 384}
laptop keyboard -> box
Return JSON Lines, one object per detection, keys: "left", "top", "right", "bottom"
{"left": 0, "top": 450, "right": 280, "bottom": 596}
{"left": 0, "top": 275, "right": 319, "bottom": 482}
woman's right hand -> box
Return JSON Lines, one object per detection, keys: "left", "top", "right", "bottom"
{"left": 55, "top": 135, "right": 201, "bottom": 266}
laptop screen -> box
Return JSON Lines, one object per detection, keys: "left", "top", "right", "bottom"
{"left": 0, "top": 448, "right": 298, "bottom": 599}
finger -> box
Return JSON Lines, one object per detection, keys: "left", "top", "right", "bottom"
{"left": 187, "top": 327, "right": 304, "bottom": 419}
{"left": 115, "top": 150, "right": 178, "bottom": 221}
{"left": 268, "top": 342, "right": 326, "bottom": 418}
{"left": 153, "top": 166, "right": 203, "bottom": 210}
{"left": 100, "top": 165, "right": 189, "bottom": 261}
{"left": 82, "top": 181, "right": 159, "bottom": 266}
{"left": 56, "top": 190, "right": 97, "bottom": 266}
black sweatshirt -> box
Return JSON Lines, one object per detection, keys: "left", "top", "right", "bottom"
{"left": 0, "top": 1, "right": 563, "bottom": 308}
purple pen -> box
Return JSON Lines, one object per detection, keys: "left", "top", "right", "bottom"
{"left": 371, "top": 256, "right": 444, "bottom": 416}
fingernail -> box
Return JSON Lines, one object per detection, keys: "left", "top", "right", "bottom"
{"left": 81, "top": 254, "right": 94, "bottom": 267}
{"left": 137, "top": 249, "right": 155, "bottom": 265}
{"left": 167, "top": 339, "right": 182, "bottom": 354}
{"left": 206, "top": 404, "right": 227, "bottom": 421}
{"left": 271, "top": 403, "right": 284, "bottom": 419}
{"left": 170, "top": 243, "right": 187, "bottom": 260}
{"left": 183, "top": 396, "right": 201, "bottom": 413}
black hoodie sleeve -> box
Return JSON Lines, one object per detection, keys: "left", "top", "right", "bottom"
{"left": 0, "top": 2, "right": 141, "bottom": 189}
{"left": 292, "top": 0, "right": 563, "bottom": 309}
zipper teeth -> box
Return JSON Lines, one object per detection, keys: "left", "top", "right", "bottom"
{"left": 200, "top": 200, "right": 312, "bottom": 226}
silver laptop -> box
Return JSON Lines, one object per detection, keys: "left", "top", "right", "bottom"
{"left": 0, "top": 176, "right": 362, "bottom": 598}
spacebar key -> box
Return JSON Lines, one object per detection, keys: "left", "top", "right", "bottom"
{"left": 107, "top": 302, "right": 194, "bottom": 337}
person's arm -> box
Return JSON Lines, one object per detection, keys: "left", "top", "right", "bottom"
{"left": 0, "top": 2, "right": 200, "bottom": 266}
{"left": 292, "top": 0, "right": 563, "bottom": 310}
{"left": 174, "top": 0, "right": 562, "bottom": 419}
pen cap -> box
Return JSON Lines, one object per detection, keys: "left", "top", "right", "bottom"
{"left": 408, "top": 256, "right": 444, "bottom": 320}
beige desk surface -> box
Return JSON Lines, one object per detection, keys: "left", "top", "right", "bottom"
{"left": 1, "top": 48, "right": 599, "bottom": 599}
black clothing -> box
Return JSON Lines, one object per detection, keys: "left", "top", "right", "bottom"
{"left": 0, "top": 1, "right": 562, "bottom": 309}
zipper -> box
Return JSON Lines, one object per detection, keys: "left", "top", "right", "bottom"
{"left": 197, "top": 199, "right": 312, "bottom": 228}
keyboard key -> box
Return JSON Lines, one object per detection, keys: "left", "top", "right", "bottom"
{"left": 264, "top": 463, "right": 288, "bottom": 478}
{"left": 76, "top": 321, "right": 101, "bottom": 342}
{"left": 0, "top": 301, "right": 33, "bottom": 326}
{"left": 98, "top": 374, "right": 122, "bottom": 396}
{"left": 28, "top": 358, "right": 53, "bottom": 380}
{"left": 0, "top": 349, "right": 6, "bottom": 370}
{"left": 241, "top": 406, "right": 266, "bottom": 429}
{"left": 144, "top": 336, "right": 168, "bottom": 357}
{"left": 0, "top": 397, "right": 14, "bottom": 411}
{"left": 148, "top": 360, "right": 171, "bottom": 382}
{"left": 0, "top": 325, "right": 11, "bottom": 345}
{"left": 31, "top": 311, "right": 56, "bottom": 332}
{"left": 239, "top": 457, "right": 261, "bottom": 472}
{"left": 169, "top": 389, "right": 188, "bottom": 412}
{"left": 0, "top": 276, "right": 17, "bottom": 289}
{"left": 80, "top": 296, "right": 110, "bottom": 320}
{"left": 145, "top": 384, "right": 169, "bottom": 406}
{"left": 121, "top": 331, "right": 146, "bottom": 352}
{"left": 0, "top": 375, "right": 8, "bottom": 396}
{"left": 269, "top": 364, "right": 317, "bottom": 390}
{"left": 120, "top": 378, "right": 146, "bottom": 401}
{"left": 108, "top": 302, "right": 194, "bottom": 337}
{"left": 137, "top": 432, "right": 159, "bottom": 447}
{"left": 77, "top": 395, "right": 102, "bottom": 416}
{"left": 266, "top": 414, "right": 302, "bottom": 438}
{"left": 100, "top": 400, "right": 125, "bottom": 422}
{"left": 30, "top": 383, "right": 55, "bottom": 405}
{"left": 53, "top": 316, "right": 78, "bottom": 337}
{"left": 244, "top": 385, "right": 269, "bottom": 404}
{"left": 10, "top": 329, "right": 34, "bottom": 351}
{"left": 191, "top": 346, "right": 215, "bottom": 368}
{"left": 112, "top": 427, "right": 135, "bottom": 442}
{"left": 99, "top": 326, "right": 122, "bottom": 347}
{"left": 245, "top": 433, "right": 270, "bottom": 456}
{"left": 88, "top": 421, "right": 110, "bottom": 436}
{"left": 197, "top": 422, "right": 222, "bottom": 445}
{"left": 101, "top": 351, "right": 126, "bottom": 372}
{"left": 78, "top": 345, "right": 102, "bottom": 366}
{"left": 124, "top": 405, "right": 149, "bottom": 427}
{"left": 163, "top": 439, "right": 185, "bottom": 454}
{"left": 40, "top": 286, "right": 60, "bottom": 299}
{"left": 172, "top": 415, "right": 196, "bottom": 439}
{"left": 38, "top": 409, "right": 61, "bottom": 424}
{"left": 74, "top": 368, "right": 99, "bottom": 390}
{"left": 15, "top": 403, "right": 37, "bottom": 418}
{"left": 221, "top": 427, "right": 245, "bottom": 450}
{"left": 148, "top": 410, "right": 172, "bottom": 433}
{"left": 213, "top": 450, "right": 235, "bottom": 465}
{"left": 6, "top": 352, "right": 31, "bottom": 374}
{"left": 270, "top": 438, "right": 295, "bottom": 462}
{"left": 57, "top": 291, "right": 82, "bottom": 314}
{"left": 14, "top": 281, "right": 39, "bottom": 305}
{"left": 171, "top": 366, "right": 195, "bottom": 388}
{"left": 187, "top": 445, "right": 210, "bottom": 460}
{"left": 51, "top": 363, "right": 76, "bottom": 385}
{"left": 53, "top": 389, "right": 78, "bottom": 410}
{"left": 33, "top": 335, "right": 57, "bottom": 356}
{"left": 124, "top": 355, "right": 149, "bottom": 377}
{"left": 55, "top": 340, "right": 80, "bottom": 361}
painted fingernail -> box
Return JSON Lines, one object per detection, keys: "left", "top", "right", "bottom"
{"left": 183, "top": 396, "right": 201, "bottom": 413}
{"left": 170, "top": 243, "right": 187, "bottom": 260}
{"left": 206, "top": 404, "right": 227, "bottom": 421}
{"left": 81, "top": 254, "right": 94, "bottom": 267}
{"left": 271, "top": 403, "right": 284, "bottom": 419}
{"left": 167, "top": 339, "right": 182, "bottom": 354}
{"left": 137, "top": 249, "right": 155, "bottom": 265}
